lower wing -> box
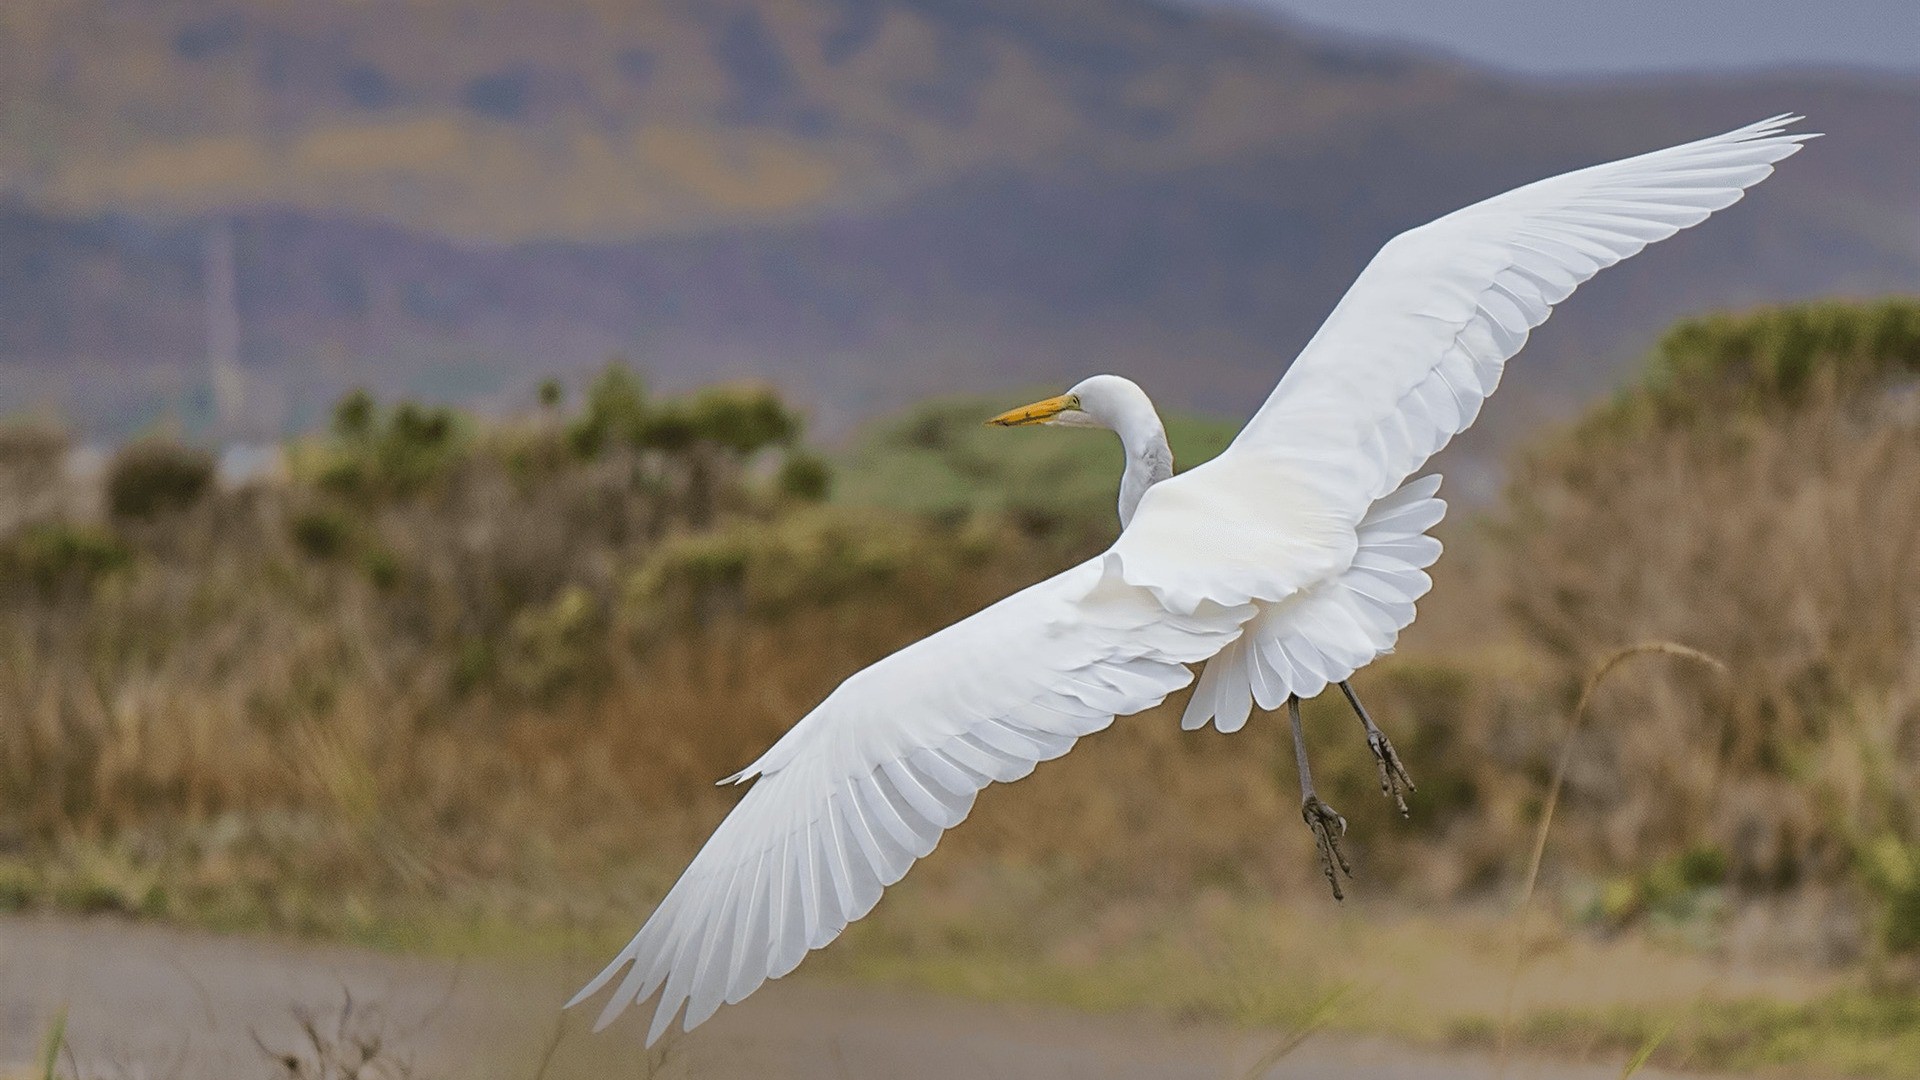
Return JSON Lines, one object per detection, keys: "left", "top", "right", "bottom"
{"left": 569, "top": 555, "right": 1255, "bottom": 1043}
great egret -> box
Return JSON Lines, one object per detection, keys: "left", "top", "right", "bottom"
{"left": 571, "top": 115, "right": 1812, "bottom": 1042}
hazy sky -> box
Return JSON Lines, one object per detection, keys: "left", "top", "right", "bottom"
{"left": 1198, "top": 0, "right": 1920, "bottom": 77}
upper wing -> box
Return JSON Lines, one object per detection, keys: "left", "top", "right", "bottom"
{"left": 1231, "top": 115, "right": 1815, "bottom": 508}
{"left": 570, "top": 557, "right": 1252, "bottom": 1043}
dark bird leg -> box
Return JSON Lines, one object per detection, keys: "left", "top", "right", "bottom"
{"left": 1290, "top": 693, "right": 1351, "bottom": 899}
{"left": 1340, "top": 679, "right": 1414, "bottom": 817}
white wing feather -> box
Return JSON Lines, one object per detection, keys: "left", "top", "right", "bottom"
{"left": 571, "top": 115, "right": 1814, "bottom": 1037}
{"left": 570, "top": 556, "right": 1253, "bottom": 1042}
{"left": 1234, "top": 114, "right": 1815, "bottom": 509}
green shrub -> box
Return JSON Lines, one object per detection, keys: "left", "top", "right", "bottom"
{"left": 359, "top": 546, "right": 401, "bottom": 590}
{"left": 1581, "top": 845, "right": 1731, "bottom": 937}
{"left": 390, "top": 401, "right": 449, "bottom": 444}
{"left": 0, "top": 859, "right": 31, "bottom": 911}
{"left": 503, "top": 585, "right": 601, "bottom": 699}
{"left": 314, "top": 454, "right": 370, "bottom": 498}
{"left": 1649, "top": 299, "right": 1920, "bottom": 409}
{"left": 628, "top": 509, "right": 945, "bottom": 623}
{"left": 567, "top": 362, "right": 649, "bottom": 457}
{"left": 290, "top": 508, "right": 354, "bottom": 558}
{"left": 634, "top": 402, "right": 697, "bottom": 453}
{"left": 312, "top": 390, "right": 466, "bottom": 500}
{"left": 684, "top": 384, "right": 799, "bottom": 454}
{"left": 1858, "top": 834, "right": 1920, "bottom": 953}
{"left": 834, "top": 394, "right": 1238, "bottom": 546}
{"left": 332, "top": 387, "right": 377, "bottom": 440}
{"left": 0, "top": 522, "right": 132, "bottom": 590}
{"left": 1584, "top": 298, "right": 1920, "bottom": 435}
{"left": 776, "top": 451, "right": 832, "bottom": 501}
{"left": 106, "top": 438, "right": 215, "bottom": 519}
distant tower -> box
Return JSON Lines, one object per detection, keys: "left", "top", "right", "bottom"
{"left": 204, "top": 220, "right": 245, "bottom": 432}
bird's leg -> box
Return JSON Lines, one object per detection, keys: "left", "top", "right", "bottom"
{"left": 1290, "top": 693, "right": 1351, "bottom": 900}
{"left": 1339, "top": 680, "right": 1415, "bottom": 818}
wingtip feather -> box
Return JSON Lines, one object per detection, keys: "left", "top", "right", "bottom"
{"left": 567, "top": 950, "right": 632, "bottom": 1013}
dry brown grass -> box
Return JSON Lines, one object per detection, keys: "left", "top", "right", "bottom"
{"left": 1498, "top": 385, "right": 1920, "bottom": 956}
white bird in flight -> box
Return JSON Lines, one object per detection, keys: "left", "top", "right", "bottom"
{"left": 571, "top": 115, "right": 1813, "bottom": 1042}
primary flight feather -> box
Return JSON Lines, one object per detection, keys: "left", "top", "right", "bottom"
{"left": 570, "top": 115, "right": 1814, "bottom": 1041}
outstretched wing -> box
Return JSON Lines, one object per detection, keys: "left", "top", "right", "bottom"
{"left": 1174, "top": 116, "right": 1812, "bottom": 730}
{"left": 570, "top": 557, "right": 1253, "bottom": 1043}
{"left": 1232, "top": 115, "right": 1815, "bottom": 509}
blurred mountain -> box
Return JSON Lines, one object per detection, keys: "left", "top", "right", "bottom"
{"left": 1, "top": 0, "right": 1917, "bottom": 441}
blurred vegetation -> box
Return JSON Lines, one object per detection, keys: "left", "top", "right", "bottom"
{"left": 2, "top": 299, "right": 1920, "bottom": 1074}
{"left": 1505, "top": 298, "right": 1920, "bottom": 964}
{"left": 832, "top": 392, "right": 1239, "bottom": 547}
{"left": 1488, "top": 989, "right": 1920, "bottom": 1079}
{"left": 0, "top": 521, "right": 131, "bottom": 594}
{"left": 105, "top": 437, "right": 215, "bottom": 519}
{"left": 1583, "top": 297, "right": 1920, "bottom": 433}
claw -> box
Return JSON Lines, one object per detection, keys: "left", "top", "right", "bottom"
{"left": 1301, "top": 795, "right": 1352, "bottom": 900}
{"left": 1342, "top": 681, "right": 1415, "bottom": 818}
{"left": 1366, "top": 729, "right": 1416, "bottom": 818}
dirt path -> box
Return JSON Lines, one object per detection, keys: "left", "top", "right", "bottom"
{"left": 1, "top": 913, "right": 1722, "bottom": 1080}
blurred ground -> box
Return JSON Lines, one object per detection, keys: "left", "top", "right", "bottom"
{"left": 0, "top": 913, "right": 1755, "bottom": 1080}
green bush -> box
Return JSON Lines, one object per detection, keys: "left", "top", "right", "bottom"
{"left": 776, "top": 451, "right": 832, "bottom": 501}
{"left": 564, "top": 367, "right": 802, "bottom": 461}
{"left": 1585, "top": 298, "right": 1920, "bottom": 435}
{"left": 1652, "top": 299, "right": 1920, "bottom": 406}
{"left": 626, "top": 508, "right": 973, "bottom": 623}
{"left": 834, "top": 394, "right": 1238, "bottom": 545}
{"left": 0, "top": 522, "right": 132, "bottom": 591}
{"left": 359, "top": 546, "right": 401, "bottom": 591}
{"left": 106, "top": 438, "right": 216, "bottom": 519}
{"left": 312, "top": 390, "right": 465, "bottom": 500}
{"left": 684, "top": 384, "right": 799, "bottom": 454}
{"left": 332, "top": 387, "right": 376, "bottom": 440}
{"left": 1858, "top": 834, "right": 1920, "bottom": 953}
{"left": 290, "top": 508, "right": 354, "bottom": 558}
{"left": 503, "top": 585, "right": 601, "bottom": 699}
{"left": 567, "top": 363, "right": 649, "bottom": 457}
{"left": 1579, "top": 845, "right": 1731, "bottom": 937}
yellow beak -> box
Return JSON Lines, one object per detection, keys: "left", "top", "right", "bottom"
{"left": 986, "top": 393, "right": 1079, "bottom": 427}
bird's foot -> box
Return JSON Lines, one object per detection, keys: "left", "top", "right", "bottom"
{"left": 1366, "top": 729, "right": 1416, "bottom": 818}
{"left": 1301, "top": 795, "right": 1352, "bottom": 900}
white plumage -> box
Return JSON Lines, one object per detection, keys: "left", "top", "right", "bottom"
{"left": 570, "top": 115, "right": 1814, "bottom": 1041}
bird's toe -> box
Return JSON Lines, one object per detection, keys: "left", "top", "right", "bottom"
{"left": 1300, "top": 795, "right": 1352, "bottom": 899}
{"left": 1367, "top": 730, "right": 1416, "bottom": 817}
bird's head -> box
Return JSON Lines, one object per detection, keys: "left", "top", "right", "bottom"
{"left": 985, "top": 374, "right": 1150, "bottom": 432}
{"left": 986, "top": 375, "right": 1170, "bottom": 528}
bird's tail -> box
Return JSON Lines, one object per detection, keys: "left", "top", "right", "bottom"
{"left": 1182, "top": 474, "right": 1445, "bottom": 731}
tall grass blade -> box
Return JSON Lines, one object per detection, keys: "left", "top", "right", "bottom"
{"left": 1619, "top": 1015, "right": 1679, "bottom": 1079}
{"left": 1233, "top": 982, "right": 1354, "bottom": 1080}
{"left": 1495, "top": 642, "right": 1728, "bottom": 1077}
{"left": 39, "top": 1006, "right": 67, "bottom": 1080}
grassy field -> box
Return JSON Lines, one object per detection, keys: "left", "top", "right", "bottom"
{"left": 4, "top": 300, "right": 1920, "bottom": 1075}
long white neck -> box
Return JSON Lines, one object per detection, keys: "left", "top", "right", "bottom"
{"left": 1115, "top": 409, "right": 1171, "bottom": 528}
{"left": 1067, "top": 375, "right": 1172, "bottom": 529}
